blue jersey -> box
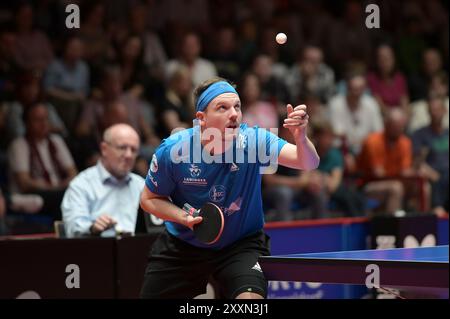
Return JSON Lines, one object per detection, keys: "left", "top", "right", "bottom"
{"left": 145, "top": 123, "right": 287, "bottom": 249}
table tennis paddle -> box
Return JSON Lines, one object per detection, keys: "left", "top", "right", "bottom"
{"left": 183, "top": 202, "right": 225, "bottom": 245}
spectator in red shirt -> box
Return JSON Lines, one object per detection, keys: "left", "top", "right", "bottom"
{"left": 367, "top": 44, "right": 410, "bottom": 116}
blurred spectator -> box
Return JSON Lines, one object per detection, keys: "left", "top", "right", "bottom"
{"left": 13, "top": 2, "right": 54, "bottom": 73}
{"left": 165, "top": 0, "right": 210, "bottom": 31}
{"left": 408, "top": 48, "right": 446, "bottom": 102}
{"left": 209, "top": 0, "right": 237, "bottom": 28}
{"left": 3, "top": 72, "right": 66, "bottom": 144}
{"left": 77, "top": 99, "right": 136, "bottom": 168}
{"left": 262, "top": 135, "right": 304, "bottom": 221}
{"left": 412, "top": 97, "right": 449, "bottom": 217}
{"left": 409, "top": 71, "right": 449, "bottom": 133}
{"left": 271, "top": 9, "right": 304, "bottom": 63}
{"left": 358, "top": 109, "right": 415, "bottom": 215}
{"left": 0, "top": 188, "right": 5, "bottom": 235}
{"left": 236, "top": 18, "right": 259, "bottom": 70}
{"left": 324, "top": 0, "right": 372, "bottom": 73}
{"left": 308, "top": 120, "right": 365, "bottom": 217}
{"left": 439, "top": 15, "right": 449, "bottom": 65}
{"left": 0, "top": 103, "right": 9, "bottom": 164}
{"left": 7, "top": 102, "right": 77, "bottom": 219}
{"left": 62, "top": 124, "right": 144, "bottom": 238}
{"left": 258, "top": 25, "right": 296, "bottom": 70}
{"left": 166, "top": 32, "right": 217, "bottom": 87}
{"left": 265, "top": 120, "right": 365, "bottom": 220}
{"left": 263, "top": 121, "right": 359, "bottom": 220}
{"left": 211, "top": 26, "right": 240, "bottom": 83}
{"left": 262, "top": 122, "right": 305, "bottom": 221}
{"left": 159, "top": 65, "right": 194, "bottom": 138}
{"left": 335, "top": 61, "right": 370, "bottom": 96}
{"left": 76, "top": 65, "right": 159, "bottom": 167}
{"left": 296, "top": 1, "right": 333, "bottom": 52}
{"left": 286, "top": 45, "right": 335, "bottom": 104}
{"left": 143, "top": 0, "right": 169, "bottom": 32}
{"left": 128, "top": 3, "right": 167, "bottom": 85}
{"left": 303, "top": 94, "right": 327, "bottom": 125}
{"left": 0, "top": 103, "right": 8, "bottom": 189}
{"left": 0, "top": 186, "right": 44, "bottom": 219}
{"left": 1, "top": 186, "right": 46, "bottom": 236}
{"left": 78, "top": 1, "right": 112, "bottom": 82}
{"left": 43, "top": 35, "right": 89, "bottom": 131}
{"left": 100, "top": 101, "right": 130, "bottom": 131}
{"left": 396, "top": 3, "right": 428, "bottom": 76}
{"left": 239, "top": 0, "right": 275, "bottom": 24}
{"left": 328, "top": 73, "right": 384, "bottom": 172}
{"left": 117, "top": 34, "right": 149, "bottom": 99}
{"left": 367, "top": 44, "right": 410, "bottom": 115}
{"left": 421, "top": 0, "right": 449, "bottom": 47}
{"left": 0, "top": 25, "right": 19, "bottom": 102}
{"left": 241, "top": 72, "right": 278, "bottom": 130}
{"left": 44, "top": 35, "right": 89, "bottom": 100}
{"left": 252, "top": 54, "right": 290, "bottom": 106}
{"left": 32, "top": 0, "right": 59, "bottom": 36}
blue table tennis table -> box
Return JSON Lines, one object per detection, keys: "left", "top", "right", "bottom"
{"left": 259, "top": 245, "right": 449, "bottom": 298}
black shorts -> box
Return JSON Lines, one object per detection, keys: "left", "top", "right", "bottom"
{"left": 140, "top": 229, "right": 270, "bottom": 299}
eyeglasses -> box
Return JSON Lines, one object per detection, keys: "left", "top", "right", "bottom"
{"left": 105, "top": 141, "right": 139, "bottom": 155}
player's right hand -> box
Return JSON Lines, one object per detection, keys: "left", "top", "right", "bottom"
{"left": 184, "top": 214, "right": 203, "bottom": 230}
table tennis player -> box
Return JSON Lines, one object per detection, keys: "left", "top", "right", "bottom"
{"left": 140, "top": 77, "right": 319, "bottom": 299}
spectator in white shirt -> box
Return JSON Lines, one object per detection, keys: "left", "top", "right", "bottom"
{"left": 166, "top": 32, "right": 217, "bottom": 88}
{"left": 328, "top": 73, "right": 384, "bottom": 172}
{"left": 8, "top": 102, "right": 77, "bottom": 219}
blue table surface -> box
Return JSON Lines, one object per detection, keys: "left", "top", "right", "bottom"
{"left": 265, "top": 245, "right": 449, "bottom": 263}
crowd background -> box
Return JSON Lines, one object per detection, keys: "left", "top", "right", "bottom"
{"left": 0, "top": 0, "right": 448, "bottom": 235}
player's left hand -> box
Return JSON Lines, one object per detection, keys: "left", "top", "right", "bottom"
{"left": 283, "top": 104, "right": 309, "bottom": 139}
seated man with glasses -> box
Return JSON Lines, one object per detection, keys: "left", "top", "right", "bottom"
{"left": 61, "top": 124, "right": 145, "bottom": 237}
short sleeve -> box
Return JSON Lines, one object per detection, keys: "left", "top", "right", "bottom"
{"left": 255, "top": 127, "right": 287, "bottom": 166}
{"left": 8, "top": 138, "right": 29, "bottom": 173}
{"left": 43, "top": 60, "right": 60, "bottom": 90}
{"left": 145, "top": 143, "right": 176, "bottom": 196}
{"left": 329, "top": 148, "right": 344, "bottom": 171}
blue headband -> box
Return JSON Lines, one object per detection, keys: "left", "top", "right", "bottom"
{"left": 196, "top": 81, "right": 238, "bottom": 112}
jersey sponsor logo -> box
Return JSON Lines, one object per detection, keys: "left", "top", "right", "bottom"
{"left": 183, "top": 164, "right": 207, "bottom": 186}
{"left": 150, "top": 154, "right": 158, "bottom": 173}
{"left": 189, "top": 164, "right": 201, "bottom": 177}
{"left": 237, "top": 133, "right": 247, "bottom": 149}
{"left": 209, "top": 185, "right": 226, "bottom": 203}
{"left": 182, "top": 177, "right": 208, "bottom": 186}
{"left": 224, "top": 197, "right": 242, "bottom": 216}
{"left": 149, "top": 176, "right": 158, "bottom": 187}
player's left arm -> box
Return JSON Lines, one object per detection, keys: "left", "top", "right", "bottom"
{"left": 278, "top": 104, "right": 320, "bottom": 171}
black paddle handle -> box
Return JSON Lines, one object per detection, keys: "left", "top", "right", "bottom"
{"left": 182, "top": 203, "right": 200, "bottom": 217}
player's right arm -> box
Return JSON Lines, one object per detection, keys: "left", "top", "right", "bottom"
{"left": 140, "top": 187, "right": 202, "bottom": 230}
{"left": 141, "top": 140, "right": 202, "bottom": 229}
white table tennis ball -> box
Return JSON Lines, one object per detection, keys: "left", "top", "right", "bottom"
{"left": 276, "top": 32, "right": 287, "bottom": 45}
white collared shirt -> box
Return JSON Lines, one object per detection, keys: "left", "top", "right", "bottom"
{"left": 61, "top": 161, "right": 144, "bottom": 238}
